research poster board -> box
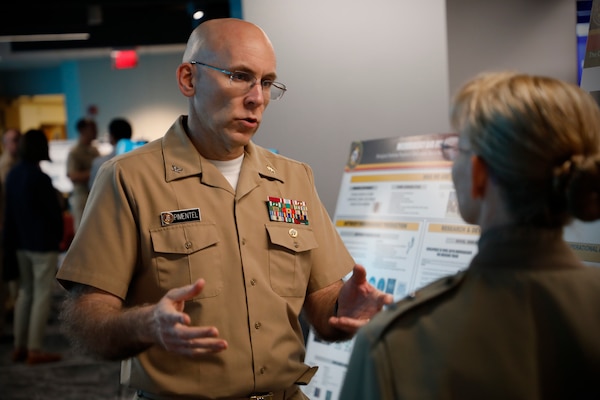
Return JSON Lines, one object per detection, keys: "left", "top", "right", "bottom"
{"left": 581, "top": 0, "right": 600, "bottom": 94}
{"left": 564, "top": 221, "right": 600, "bottom": 268}
{"left": 301, "top": 132, "right": 600, "bottom": 399}
{"left": 301, "top": 133, "right": 479, "bottom": 399}
{"left": 570, "top": 0, "right": 600, "bottom": 269}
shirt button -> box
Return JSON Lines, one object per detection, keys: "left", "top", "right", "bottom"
{"left": 250, "top": 279, "right": 257, "bottom": 286}
{"left": 259, "top": 367, "right": 266, "bottom": 374}
{"left": 255, "top": 322, "right": 262, "bottom": 330}
{"left": 184, "top": 241, "right": 192, "bottom": 249}
{"left": 241, "top": 238, "right": 246, "bottom": 245}
{"left": 288, "top": 228, "right": 298, "bottom": 238}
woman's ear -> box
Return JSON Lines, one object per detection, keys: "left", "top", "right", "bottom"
{"left": 177, "top": 63, "right": 195, "bottom": 97}
{"left": 471, "top": 155, "right": 488, "bottom": 199}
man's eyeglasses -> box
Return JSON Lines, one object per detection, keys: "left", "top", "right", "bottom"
{"left": 190, "top": 61, "right": 287, "bottom": 100}
{"left": 440, "top": 135, "right": 471, "bottom": 162}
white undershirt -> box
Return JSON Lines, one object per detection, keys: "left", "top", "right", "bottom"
{"left": 207, "top": 154, "right": 244, "bottom": 190}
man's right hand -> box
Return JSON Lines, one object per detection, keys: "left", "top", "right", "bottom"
{"left": 150, "top": 279, "right": 228, "bottom": 356}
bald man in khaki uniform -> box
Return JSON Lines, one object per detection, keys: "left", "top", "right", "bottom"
{"left": 57, "top": 18, "right": 392, "bottom": 400}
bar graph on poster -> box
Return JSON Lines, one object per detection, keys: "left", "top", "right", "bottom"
{"left": 301, "top": 133, "right": 600, "bottom": 400}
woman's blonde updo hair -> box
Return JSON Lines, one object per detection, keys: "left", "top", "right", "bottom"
{"left": 450, "top": 71, "right": 600, "bottom": 227}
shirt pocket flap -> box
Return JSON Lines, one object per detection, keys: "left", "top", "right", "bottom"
{"left": 151, "top": 223, "right": 219, "bottom": 255}
{"left": 265, "top": 223, "right": 318, "bottom": 253}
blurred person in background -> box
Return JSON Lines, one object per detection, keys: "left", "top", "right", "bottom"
{"left": 66, "top": 118, "right": 99, "bottom": 232}
{"left": 0, "top": 128, "right": 21, "bottom": 342}
{"left": 4, "top": 129, "right": 64, "bottom": 365}
{"left": 88, "top": 117, "right": 133, "bottom": 190}
{"left": 340, "top": 72, "right": 600, "bottom": 399}
{"left": 0, "top": 128, "right": 20, "bottom": 181}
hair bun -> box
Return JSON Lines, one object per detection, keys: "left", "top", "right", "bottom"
{"left": 560, "top": 155, "right": 600, "bottom": 221}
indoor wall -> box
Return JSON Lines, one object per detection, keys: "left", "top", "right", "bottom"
{"left": 0, "top": 0, "right": 579, "bottom": 216}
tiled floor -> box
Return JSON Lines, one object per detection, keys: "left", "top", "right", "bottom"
{"left": 0, "top": 283, "right": 137, "bottom": 400}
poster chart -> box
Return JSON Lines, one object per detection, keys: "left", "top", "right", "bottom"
{"left": 301, "top": 133, "right": 479, "bottom": 400}
{"left": 301, "top": 133, "right": 600, "bottom": 399}
{"left": 572, "top": 0, "right": 600, "bottom": 269}
{"left": 580, "top": 0, "right": 600, "bottom": 98}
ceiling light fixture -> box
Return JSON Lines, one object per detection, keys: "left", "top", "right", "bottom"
{"left": 0, "top": 33, "right": 91, "bottom": 43}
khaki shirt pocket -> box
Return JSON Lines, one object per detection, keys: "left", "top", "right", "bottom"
{"left": 266, "top": 223, "right": 318, "bottom": 297}
{"left": 150, "top": 222, "right": 222, "bottom": 298}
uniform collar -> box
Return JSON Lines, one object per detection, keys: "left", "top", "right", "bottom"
{"left": 242, "top": 139, "right": 284, "bottom": 181}
{"left": 472, "top": 224, "right": 580, "bottom": 271}
{"left": 162, "top": 116, "right": 284, "bottom": 187}
{"left": 162, "top": 116, "right": 202, "bottom": 182}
